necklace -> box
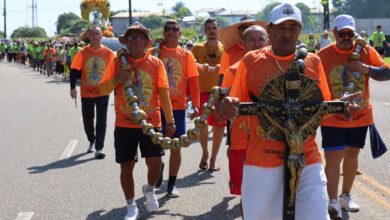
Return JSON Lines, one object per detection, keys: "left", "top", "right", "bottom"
{"left": 271, "top": 47, "right": 285, "bottom": 73}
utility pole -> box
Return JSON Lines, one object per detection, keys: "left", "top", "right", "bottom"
{"left": 3, "top": 0, "right": 6, "bottom": 38}
{"left": 128, "top": 0, "right": 132, "bottom": 26}
{"left": 322, "top": 0, "right": 330, "bottom": 30}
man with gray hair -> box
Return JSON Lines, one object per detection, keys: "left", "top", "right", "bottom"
{"left": 222, "top": 24, "right": 269, "bottom": 197}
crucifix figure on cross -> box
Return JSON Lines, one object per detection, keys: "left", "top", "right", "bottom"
{"left": 221, "top": 44, "right": 361, "bottom": 220}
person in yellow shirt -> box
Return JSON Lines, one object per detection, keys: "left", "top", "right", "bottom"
{"left": 191, "top": 18, "right": 225, "bottom": 171}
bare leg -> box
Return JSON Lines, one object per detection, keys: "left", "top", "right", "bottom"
{"left": 209, "top": 125, "right": 223, "bottom": 171}
{"left": 169, "top": 148, "right": 181, "bottom": 176}
{"left": 324, "top": 150, "right": 344, "bottom": 199}
{"left": 120, "top": 161, "right": 136, "bottom": 200}
{"left": 199, "top": 125, "right": 209, "bottom": 169}
{"left": 342, "top": 147, "right": 360, "bottom": 194}
{"left": 145, "top": 156, "right": 162, "bottom": 186}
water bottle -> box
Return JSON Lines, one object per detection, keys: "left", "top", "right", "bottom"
{"left": 187, "top": 101, "right": 194, "bottom": 118}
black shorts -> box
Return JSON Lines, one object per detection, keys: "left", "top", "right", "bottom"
{"left": 114, "top": 127, "right": 164, "bottom": 164}
{"left": 321, "top": 126, "right": 368, "bottom": 151}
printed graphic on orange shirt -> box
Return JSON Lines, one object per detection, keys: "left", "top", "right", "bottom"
{"left": 123, "top": 69, "right": 153, "bottom": 107}
{"left": 85, "top": 57, "right": 106, "bottom": 85}
{"left": 329, "top": 64, "right": 366, "bottom": 99}
{"left": 162, "top": 58, "right": 182, "bottom": 95}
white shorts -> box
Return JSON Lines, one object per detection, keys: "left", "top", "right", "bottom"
{"left": 241, "top": 163, "right": 329, "bottom": 220}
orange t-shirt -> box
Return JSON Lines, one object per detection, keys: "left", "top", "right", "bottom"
{"left": 71, "top": 45, "right": 115, "bottom": 98}
{"left": 229, "top": 47, "right": 331, "bottom": 168}
{"left": 100, "top": 53, "right": 169, "bottom": 128}
{"left": 222, "top": 61, "right": 249, "bottom": 150}
{"left": 219, "top": 43, "right": 246, "bottom": 75}
{"left": 159, "top": 45, "right": 198, "bottom": 110}
{"left": 44, "top": 48, "right": 56, "bottom": 62}
{"left": 318, "top": 43, "right": 389, "bottom": 128}
{"left": 192, "top": 41, "right": 224, "bottom": 92}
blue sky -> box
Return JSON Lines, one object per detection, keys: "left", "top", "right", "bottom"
{"left": 0, "top": 0, "right": 323, "bottom": 37}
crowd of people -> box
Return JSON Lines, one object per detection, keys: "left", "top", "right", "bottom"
{"left": 0, "top": 39, "right": 85, "bottom": 78}
{"left": 2, "top": 3, "right": 390, "bottom": 220}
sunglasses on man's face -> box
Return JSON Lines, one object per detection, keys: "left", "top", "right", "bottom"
{"left": 164, "top": 27, "right": 180, "bottom": 33}
{"left": 126, "top": 35, "right": 146, "bottom": 42}
{"left": 338, "top": 31, "right": 355, "bottom": 38}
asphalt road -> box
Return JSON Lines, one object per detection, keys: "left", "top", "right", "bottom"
{"left": 0, "top": 62, "right": 389, "bottom": 220}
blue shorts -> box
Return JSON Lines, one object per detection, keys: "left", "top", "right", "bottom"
{"left": 161, "top": 109, "right": 186, "bottom": 138}
{"left": 321, "top": 126, "right": 368, "bottom": 151}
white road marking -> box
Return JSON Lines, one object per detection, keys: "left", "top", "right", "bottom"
{"left": 60, "top": 139, "right": 78, "bottom": 160}
{"left": 15, "top": 212, "right": 34, "bottom": 220}
{"left": 380, "top": 101, "right": 390, "bottom": 106}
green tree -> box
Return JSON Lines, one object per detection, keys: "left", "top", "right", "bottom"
{"left": 0, "top": 31, "right": 4, "bottom": 38}
{"left": 142, "top": 15, "right": 165, "bottom": 29}
{"left": 295, "top": 2, "right": 318, "bottom": 33}
{"left": 333, "top": 0, "right": 390, "bottom": 18}
{"left": 60, "top": 20, "right": 89, "bottom": 35}
{"left": 256, "top": 2, "right": 281, "bottom": 20}
{"left": 11, "top": 26, "right": 47, "bottom": 38}
{"left": 171, "top": 1, "right": 192, "bottom": 19}
{"left": 56, "top": 12, "right": 83, "bottom": 34}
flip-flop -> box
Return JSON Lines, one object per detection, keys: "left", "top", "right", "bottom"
{"left": 199, "top": 161, "right": 208, "bottom": 170}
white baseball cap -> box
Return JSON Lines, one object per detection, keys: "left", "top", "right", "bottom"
{"left": 268, "top": 3, "right": 303, "bottom": 28}
{"left": 334, "top": 14, "right": 355, "bottom": 31}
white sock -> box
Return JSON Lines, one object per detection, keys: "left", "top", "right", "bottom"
{"left": 127, "top": 198, "right": 135, "bottom": 205}
{"left": 145, "top": 184, "right": 155, "bottom": 193}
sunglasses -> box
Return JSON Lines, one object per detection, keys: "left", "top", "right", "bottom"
{"left": 338, "top": 31, "right": 355, "bottom": 38}
{"left": 126, "top": 35, "right": 146, "bottom": 42}
{"left": 164, "top": 27, "right": 180, "bottom": 33}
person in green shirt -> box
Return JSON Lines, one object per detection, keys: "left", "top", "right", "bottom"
{"left": 27, "top": 42, "right": 34, "bottom": 67}
{"left": 0, "top": 42, "right": 5, "bottom": 62}
{"left": 369, "top": 25, "right": 389, "bottom": 57}
{"left": 11, "top": 42, "right": 19, "bottom": 63}
{"left": 38, "top": 42, "right": 46, "bottom": 74}
{"left": 306, "top": 33, "right": 317, "bottom": 53}
{"left": 31, "top": 43, "right": 40, "bottom": 71}
{"left": 67, "top": 42, "right": 81, "bottom": 69}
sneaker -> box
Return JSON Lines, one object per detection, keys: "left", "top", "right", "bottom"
{"left": 124, "top": 203, "right": 139, "bottom": 220}
{"left": 167, "top": 185, "right": 180, "bottom": 198}
{"left": 328, "top": 199, "right": 342, "bottom": 220}
{"left": 339, "top": 193, "right": 360, "bottom": 212}
{"left": 87, "top": 143, "right": 94, "bottom": 153}
{"left": 142, "top": 184, "right": 159, "bottom": 212}
{"left": 95, "top": 150, "right": 106, "bottom": 159}
{"left": 156, "top": 162, "right": 164, "bottom": 188}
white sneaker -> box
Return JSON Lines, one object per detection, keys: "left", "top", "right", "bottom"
{"left": 142, "top": 184, "right": 159, "bottom": 212}
{"left": 87, "top": 143, "right": 94, "bottom": 153}
{"left": 124, "top": 203, "right": 139, "bottom": 220}
{"left": 95, "top": 150, "right": 106, "bottom": 159}
{"left": 328, "top": 199, "right": 342, "bottom": 220}
{"left": 339, "top": 193, "right": 360, "bottom": 212}
{"left": 167, "top": 185, "right": 180, "bottom": 198}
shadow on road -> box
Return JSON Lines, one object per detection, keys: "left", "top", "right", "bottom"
{"left": 27, "top": 152, "right": 95, "bottom": 174}
{"left": 155, "top": 170, "right": 216, "bottom": 194}
{"left": 45, "top": 77, "right": 70, "bottom": 85}
{"left": 86, "top": 196, "right": 240, "bottom": 220}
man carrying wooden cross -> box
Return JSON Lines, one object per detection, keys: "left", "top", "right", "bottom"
{"left": 220, "top": 3, "right": 335, "bottom": 220}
